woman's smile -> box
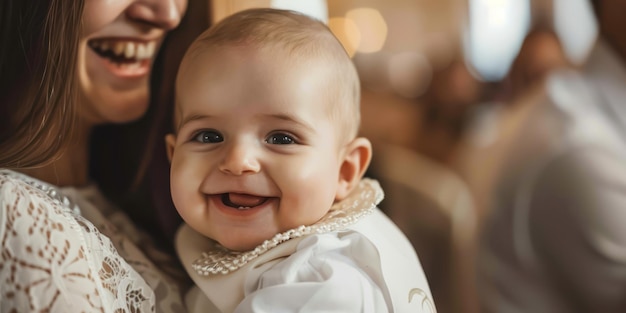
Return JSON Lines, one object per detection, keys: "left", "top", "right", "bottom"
{"left": 88, "top": 38, "right": 158, "bottom": 78}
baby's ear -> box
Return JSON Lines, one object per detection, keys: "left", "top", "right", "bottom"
{"left": 335, "top": 137, "right": 372, "bottom": 201}
{"left": 165, "top": 134, "right": 177, "bottom": 163}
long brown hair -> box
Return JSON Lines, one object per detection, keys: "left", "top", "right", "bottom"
{"left": 0, "top": 0, "right": 83, "bottom": 168}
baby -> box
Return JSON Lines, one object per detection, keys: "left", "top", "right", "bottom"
{"left": 165, "top": 8, "right": 436, "bottom": 313}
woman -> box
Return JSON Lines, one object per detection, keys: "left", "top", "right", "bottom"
{"left": 0, "top": 0, "right": 191, "bottom": 311}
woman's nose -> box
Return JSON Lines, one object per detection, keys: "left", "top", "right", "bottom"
{"left": 127, "top": 0, "right": 186, "bottom": 30}
{"left": 218, "top": 144, "right": 261, "bottom": 176}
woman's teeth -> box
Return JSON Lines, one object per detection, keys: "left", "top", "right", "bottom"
{"left": 88, "top": 39, "right": 157, "bottom": 62}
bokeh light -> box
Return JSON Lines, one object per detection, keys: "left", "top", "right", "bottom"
{"left": 270, "top": 0, "right": 328, "bottom": 23}
{"left": 328, "top": 17, "right": 361, "bottom": 57}
{"left": 464, "top": 0, "right": 531, "bottom": 81}
{"left": 388, "top": 52, "right": 433, "bottom": 99}
{"left": 346, "top": 8, "right": 388, "bottom": 54}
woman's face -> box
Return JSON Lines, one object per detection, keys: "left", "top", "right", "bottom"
{"left": 78, "top": 0, "right": 188, "bottom": 125}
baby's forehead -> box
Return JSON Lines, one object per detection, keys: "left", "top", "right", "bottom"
{"left": 179, "top": 41, "right": 344, "bottom": 92}
{"left": 175, "top": 48, "right": 344, "bottom": 103}
{"left": 176, "top": 41, "right": 359, "bottom": 133}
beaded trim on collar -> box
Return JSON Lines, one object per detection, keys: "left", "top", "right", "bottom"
{"left": 192, "top": 178, "right": 384, "bottom": 276}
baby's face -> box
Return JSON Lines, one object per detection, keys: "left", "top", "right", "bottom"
{"left": 167, "top": 45, "right": 346, "bottom": 251}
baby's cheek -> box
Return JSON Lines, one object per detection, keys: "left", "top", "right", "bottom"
{"left": 293, "top": 181, "right": 336, "bottom": 223}
{"left": 170, "top": 163, "right": 198, "bottom": 211}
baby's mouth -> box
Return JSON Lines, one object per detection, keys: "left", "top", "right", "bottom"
{"left": 221, "top": 193, "right": 268, "bottom": 210}
{"left": 88, "top": 39, "right": 157, "bottom": 65}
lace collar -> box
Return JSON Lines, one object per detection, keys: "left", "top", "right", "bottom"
{"left": 192, "top": 178, "right": 384, "bottom": 276}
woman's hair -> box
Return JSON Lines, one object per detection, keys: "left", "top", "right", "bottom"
{"left": 0, "top": 0, "right": 82, "bottom": 168}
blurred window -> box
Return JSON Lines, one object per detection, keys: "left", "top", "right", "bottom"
{"left": 464, "top": 0, "right": 531, "bottom": 81}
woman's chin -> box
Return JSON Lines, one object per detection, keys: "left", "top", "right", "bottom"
{"left": 85, "top": 93, "right": 150, "bottom": 125}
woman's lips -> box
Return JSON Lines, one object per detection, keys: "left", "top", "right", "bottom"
{"left": 100, "top": 58, "right": 151, "bottom": 78}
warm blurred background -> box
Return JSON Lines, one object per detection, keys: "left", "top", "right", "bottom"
{"left": 187, "top": 0, "right": 600, "bottom": 312}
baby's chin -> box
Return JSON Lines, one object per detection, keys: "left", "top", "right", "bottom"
{"left": 215, "top": 233, "right": 273, "bottom": 252}
{"left": 213, "top": 220, "right": 316, "bottom": 252}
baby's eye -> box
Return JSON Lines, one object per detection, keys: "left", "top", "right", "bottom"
{"left": 266, "top": 133, "right": 295, "bottom": 145}
{"left": 193, "top": 130, "right": 223, "bottom": 143}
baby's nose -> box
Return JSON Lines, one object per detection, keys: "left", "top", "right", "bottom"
{"left": 218, "top": 144, "right": 261, "bottom": 175}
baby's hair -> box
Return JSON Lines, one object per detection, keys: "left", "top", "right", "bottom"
{"left": 179, "top": 8, "right": 361, "bottom": 141}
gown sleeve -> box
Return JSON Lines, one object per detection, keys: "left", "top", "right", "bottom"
{"left": 234, "top": 233, "right": 389, "bottom": 313}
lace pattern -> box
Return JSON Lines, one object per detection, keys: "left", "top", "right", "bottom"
{"left": 192, "top": 178, "right": 384, "bottom": 276}
{"left": 0, "top": 170, "right": 155, "bottom": 313}
{"left": 60, "top": 184, "right": 187, "bottom": 313}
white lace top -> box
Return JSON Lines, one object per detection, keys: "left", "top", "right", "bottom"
{"left": 0, "top": 169, "right": 185, "bottom": 313}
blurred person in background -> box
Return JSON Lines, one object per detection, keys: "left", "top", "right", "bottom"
{"left": 464, "top": 22, "right": 572, "bottom": 145}
{"left": 456, "top": 22, "right": 573, "bottom": 217}
{"left": 504, "top": 24, "right": 572, "bottom": 103}
{"left": 417, "top": 59, "right": 486, "bottom": 163}
{"left": 477, "top": 0, "right": 626, "bottom": 312}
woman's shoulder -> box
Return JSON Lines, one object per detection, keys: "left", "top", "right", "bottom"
{"left": 1, "top": 169, "right": 49, "bottom": 200}
{"left": 0, "top": 169, "right": 82, "bottom": 230}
